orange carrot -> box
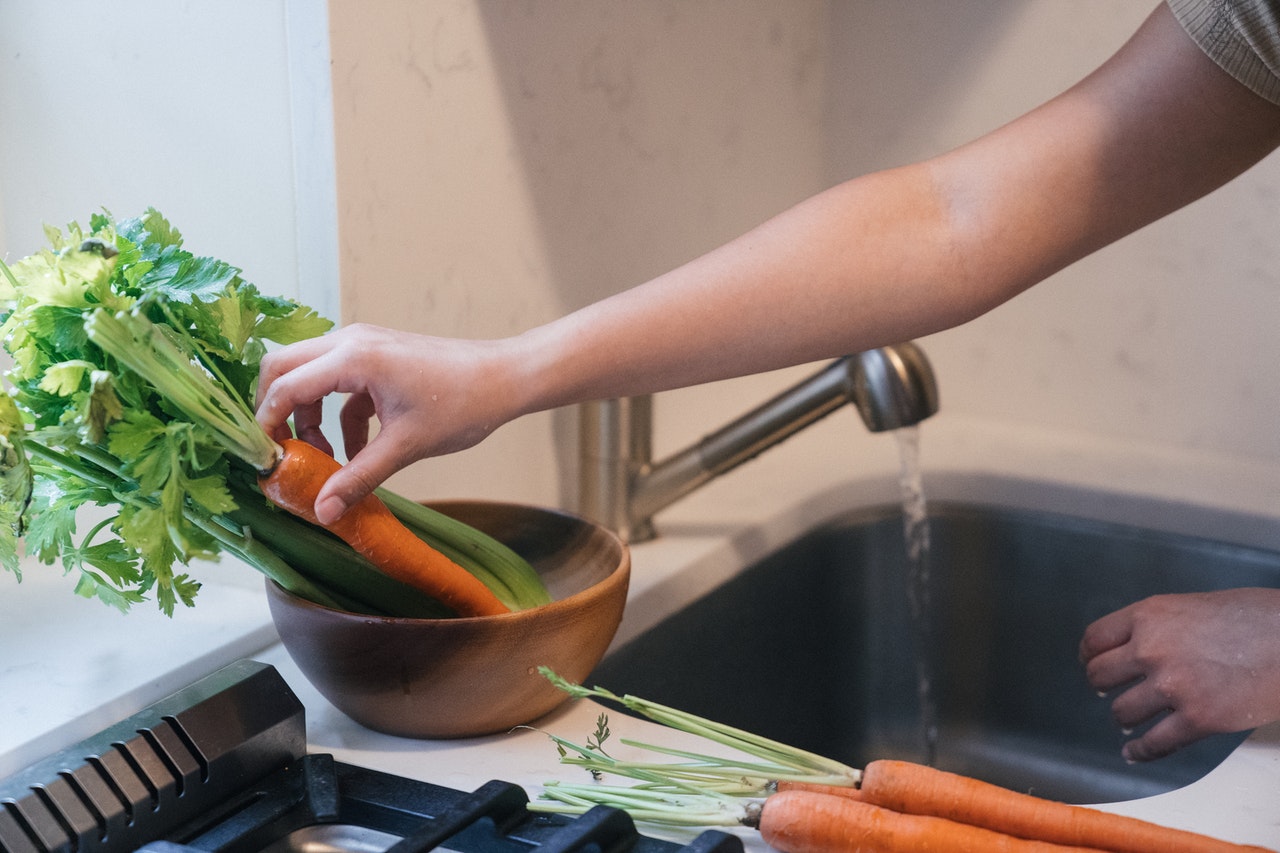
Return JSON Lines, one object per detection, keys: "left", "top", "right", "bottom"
{"left": 775, "top": 779, "right": 865, "bottom": 800}
{"left": 259, "top": 438, "right": 509, "bottom": 617}
{"left": 758, "top": 790, "right": 1111, "bottom": 853}
{"left": 857, "top": 760, "right": 1275, "bottom": 853}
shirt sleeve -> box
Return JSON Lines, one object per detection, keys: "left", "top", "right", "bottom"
{"left": 1167, "top": 0, "right": 1280, "bottom": 105}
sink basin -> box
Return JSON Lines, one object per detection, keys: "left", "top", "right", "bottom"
{"left": 590, "top": 496, "right": 1280, "bottom": 804}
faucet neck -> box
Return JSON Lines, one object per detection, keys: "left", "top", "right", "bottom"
{"left": 575, "top": 344, "right": 938, "bottom": 543}
{"left": 577, "top": 394, "right": 657, "bottom": 542}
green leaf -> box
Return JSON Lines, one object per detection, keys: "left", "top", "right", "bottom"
{"left": 184, "top": 473, "right": 236, "bottom": 515}
{"left": 0, "top": 208, "right": 351, "bottom": 616}
{"left": 23, "top": 479, "right": 84, "bottom": 563}
{"left": 105, "top": 409, "right": 167, "bottom": 465}
{"left": 79, "top": 538, "right": 141, "bottom": 586}
{"left": 116, "top": 502, "right": 178, "bottom": 582}
{"left": 255, "top": 303, "right": 333, "bottom": 345}
{"left": 39, "top": 360, "right": 96, "bottom": 396}
{"left": 73, "top": 570, "right": 147, "bottom": 613}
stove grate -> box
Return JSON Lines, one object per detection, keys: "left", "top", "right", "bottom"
{"left": 1, "top": 663, "right": 742, "bottom": 853}
{"left": 144, "top": 754, "right": 741, "bottom": 853}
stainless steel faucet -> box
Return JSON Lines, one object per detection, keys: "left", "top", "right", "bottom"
{"left": 576, "top": 342, "right": 940, "bottom": 542}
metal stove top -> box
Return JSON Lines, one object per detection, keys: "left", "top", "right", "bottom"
{"left": 0, "top": 661, "right": 741, "bottom": 853}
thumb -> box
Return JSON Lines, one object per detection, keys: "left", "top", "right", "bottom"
{"left": 314, "top": 437, "right": 406, "bottom": 524}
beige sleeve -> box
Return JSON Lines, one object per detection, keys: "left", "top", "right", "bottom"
{"left": 1168, "top": 0, "right": 1280, "bottom": 105}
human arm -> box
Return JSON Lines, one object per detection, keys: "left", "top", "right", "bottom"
{"left": 256, "top": 3, "right": 1280, "bottom": 523}
{"left": 1079, "top": 587, "right": 1280, "bottom": 761}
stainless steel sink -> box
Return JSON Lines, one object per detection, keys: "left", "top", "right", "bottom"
{"left": 590, "top": 495, "right": 1280, "bottom": 804}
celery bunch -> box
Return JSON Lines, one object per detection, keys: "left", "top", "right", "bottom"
{"left": 0, "top": 209, "right": 548, "bottom": 616}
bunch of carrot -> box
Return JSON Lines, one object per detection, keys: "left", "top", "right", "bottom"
{"left": 532, "top": 671, "right": 1276, "bottom": 853}
{"left": 762, "top": 761, "right": 1274, "bottom": 853}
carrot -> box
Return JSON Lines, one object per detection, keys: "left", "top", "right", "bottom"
{"left": 757, "top": 790, "right": 1111, "bottom": 853}
{"left": 857, "top": 760, "right": 1275, "bottom": 853}
{"left": 775, "top": 779, "right": 865, "bottom": 800}
{"left": 259, "top": 438, "right": 509, "bottom": 617}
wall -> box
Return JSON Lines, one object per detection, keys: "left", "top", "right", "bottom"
{"left": 327, "top": 0, "right": 1280, "bottom": 516}
{"left": 0, "top": 1, "right": 337, "bottom": 311}
{"left": 325, "top": 0, "right": 832, "bottom": 506}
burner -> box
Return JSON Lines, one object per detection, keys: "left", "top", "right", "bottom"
{"left": 259, "top": 825, "right": 401, "bottom": 853}
{"left": 0, "top": 663, "right": 742, "bottom": 853}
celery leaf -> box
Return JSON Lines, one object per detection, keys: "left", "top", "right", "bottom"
{"left": 0, "top": 209, "right": 334, "bottom": 614}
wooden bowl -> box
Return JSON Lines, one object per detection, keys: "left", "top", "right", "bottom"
{"left": 265, "top": 500, "right": 629, "bottom": 738}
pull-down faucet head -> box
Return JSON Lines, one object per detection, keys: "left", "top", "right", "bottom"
{"left": 851, "top": 342, "right": 939, "bottom": 432}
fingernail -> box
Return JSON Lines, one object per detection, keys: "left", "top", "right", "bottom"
{"left": 316, "top": 495, "right": 348, "bottom": 525}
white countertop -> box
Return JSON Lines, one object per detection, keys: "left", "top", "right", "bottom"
{"left": 3, "top": 412, "right": 1280, "bottom": 849}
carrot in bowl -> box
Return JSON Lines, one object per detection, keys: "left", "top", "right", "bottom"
{"left": 259, "top": 438, "right": 509, "bottom": 617}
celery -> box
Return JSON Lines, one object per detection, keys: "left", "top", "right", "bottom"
{"left": 0, "top": 209, "right": 549, "bottom": 616}
{"left": 21, "top": 440, "right": 344, "bottom": 612}
{"left": 531, "top": 782, "right": 753, "bottom": 828}
{"left": 83, "top": 307, "right": 280, "bottom": 472}
{"left": 539, "top": 668, "right": 861, "bottom": 788}
{"left": 530, "top": 671, "right": 862, "bottom": 830}
{"left": 226, "top": 475, "right": 452, "bottom": 618}
{"left": 378, "top": 488, "right": 551, "bottom": 610}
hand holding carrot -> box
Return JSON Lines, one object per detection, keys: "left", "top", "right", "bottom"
{"left": 1079, "top": 587, "right": 1280, "bottom": 762}
{"left": 256, "top": 323, "right": 529, "bottom": 524}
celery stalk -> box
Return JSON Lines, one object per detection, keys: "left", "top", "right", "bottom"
{"left": 227, "top": 476, "right": 453, "bottom": 618}
{"left": 540, "top": 668, "right": 862, "bottom": 788}
{"left": 378, "top": 488, "right": 552, "bottom": 609}
{"left": 84, "top": 308, "right": 280, "bottom": 471}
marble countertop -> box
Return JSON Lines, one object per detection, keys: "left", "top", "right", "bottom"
{"left": 2, "top": 413, "right": 1279, "bottom": 849}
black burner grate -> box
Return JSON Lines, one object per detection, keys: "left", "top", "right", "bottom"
{"left": 0, "top": 662, "right": 741, "bottom": 853}
{"left": 144, "top": 755, "right": 739, "bottom": 853}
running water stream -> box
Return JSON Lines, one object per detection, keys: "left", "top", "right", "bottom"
{"left": 895, "top": 426, "right": 938, "bottom": 766}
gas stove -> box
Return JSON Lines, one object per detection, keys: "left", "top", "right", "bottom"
{"left": 0, "top": 661, "right": 741, "bottom": 853}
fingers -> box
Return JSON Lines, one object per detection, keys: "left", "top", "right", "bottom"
{"left": 256, "top": 335, "right": 378, "bottom": 456}
{"left": 1121, "top": 711, "right": 1204, "bottom": 763}
{"left": 255, "top": 335, "right": 338, "bottom": 430}
{"left": 1106, "top": 676, "right": 1173, "bottom": 731}
{"left": 1088, "top": 665, "right": 1198, "bottom": 763}
{"left": 257, "top": 353, "right": 341, "bottom": 432}
{"left": 1078, "top": 607, "right": 1133, "bottom": 663}
{"left": 1080, "top": 607, "right": 1143, "bottom": 696}
{"left": 290, "top": 399, "right": 334, "bottom": 457}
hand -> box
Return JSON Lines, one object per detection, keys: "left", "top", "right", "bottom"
{"left": 255, "top": 323, "right": 522, "bottom": 523}
{"left": 1079, "top": 587, "right": 1280, "bottom": 762}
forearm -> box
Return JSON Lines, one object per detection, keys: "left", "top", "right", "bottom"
{"left": 507, "top": 165, "right": 977, "bottom": 413}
